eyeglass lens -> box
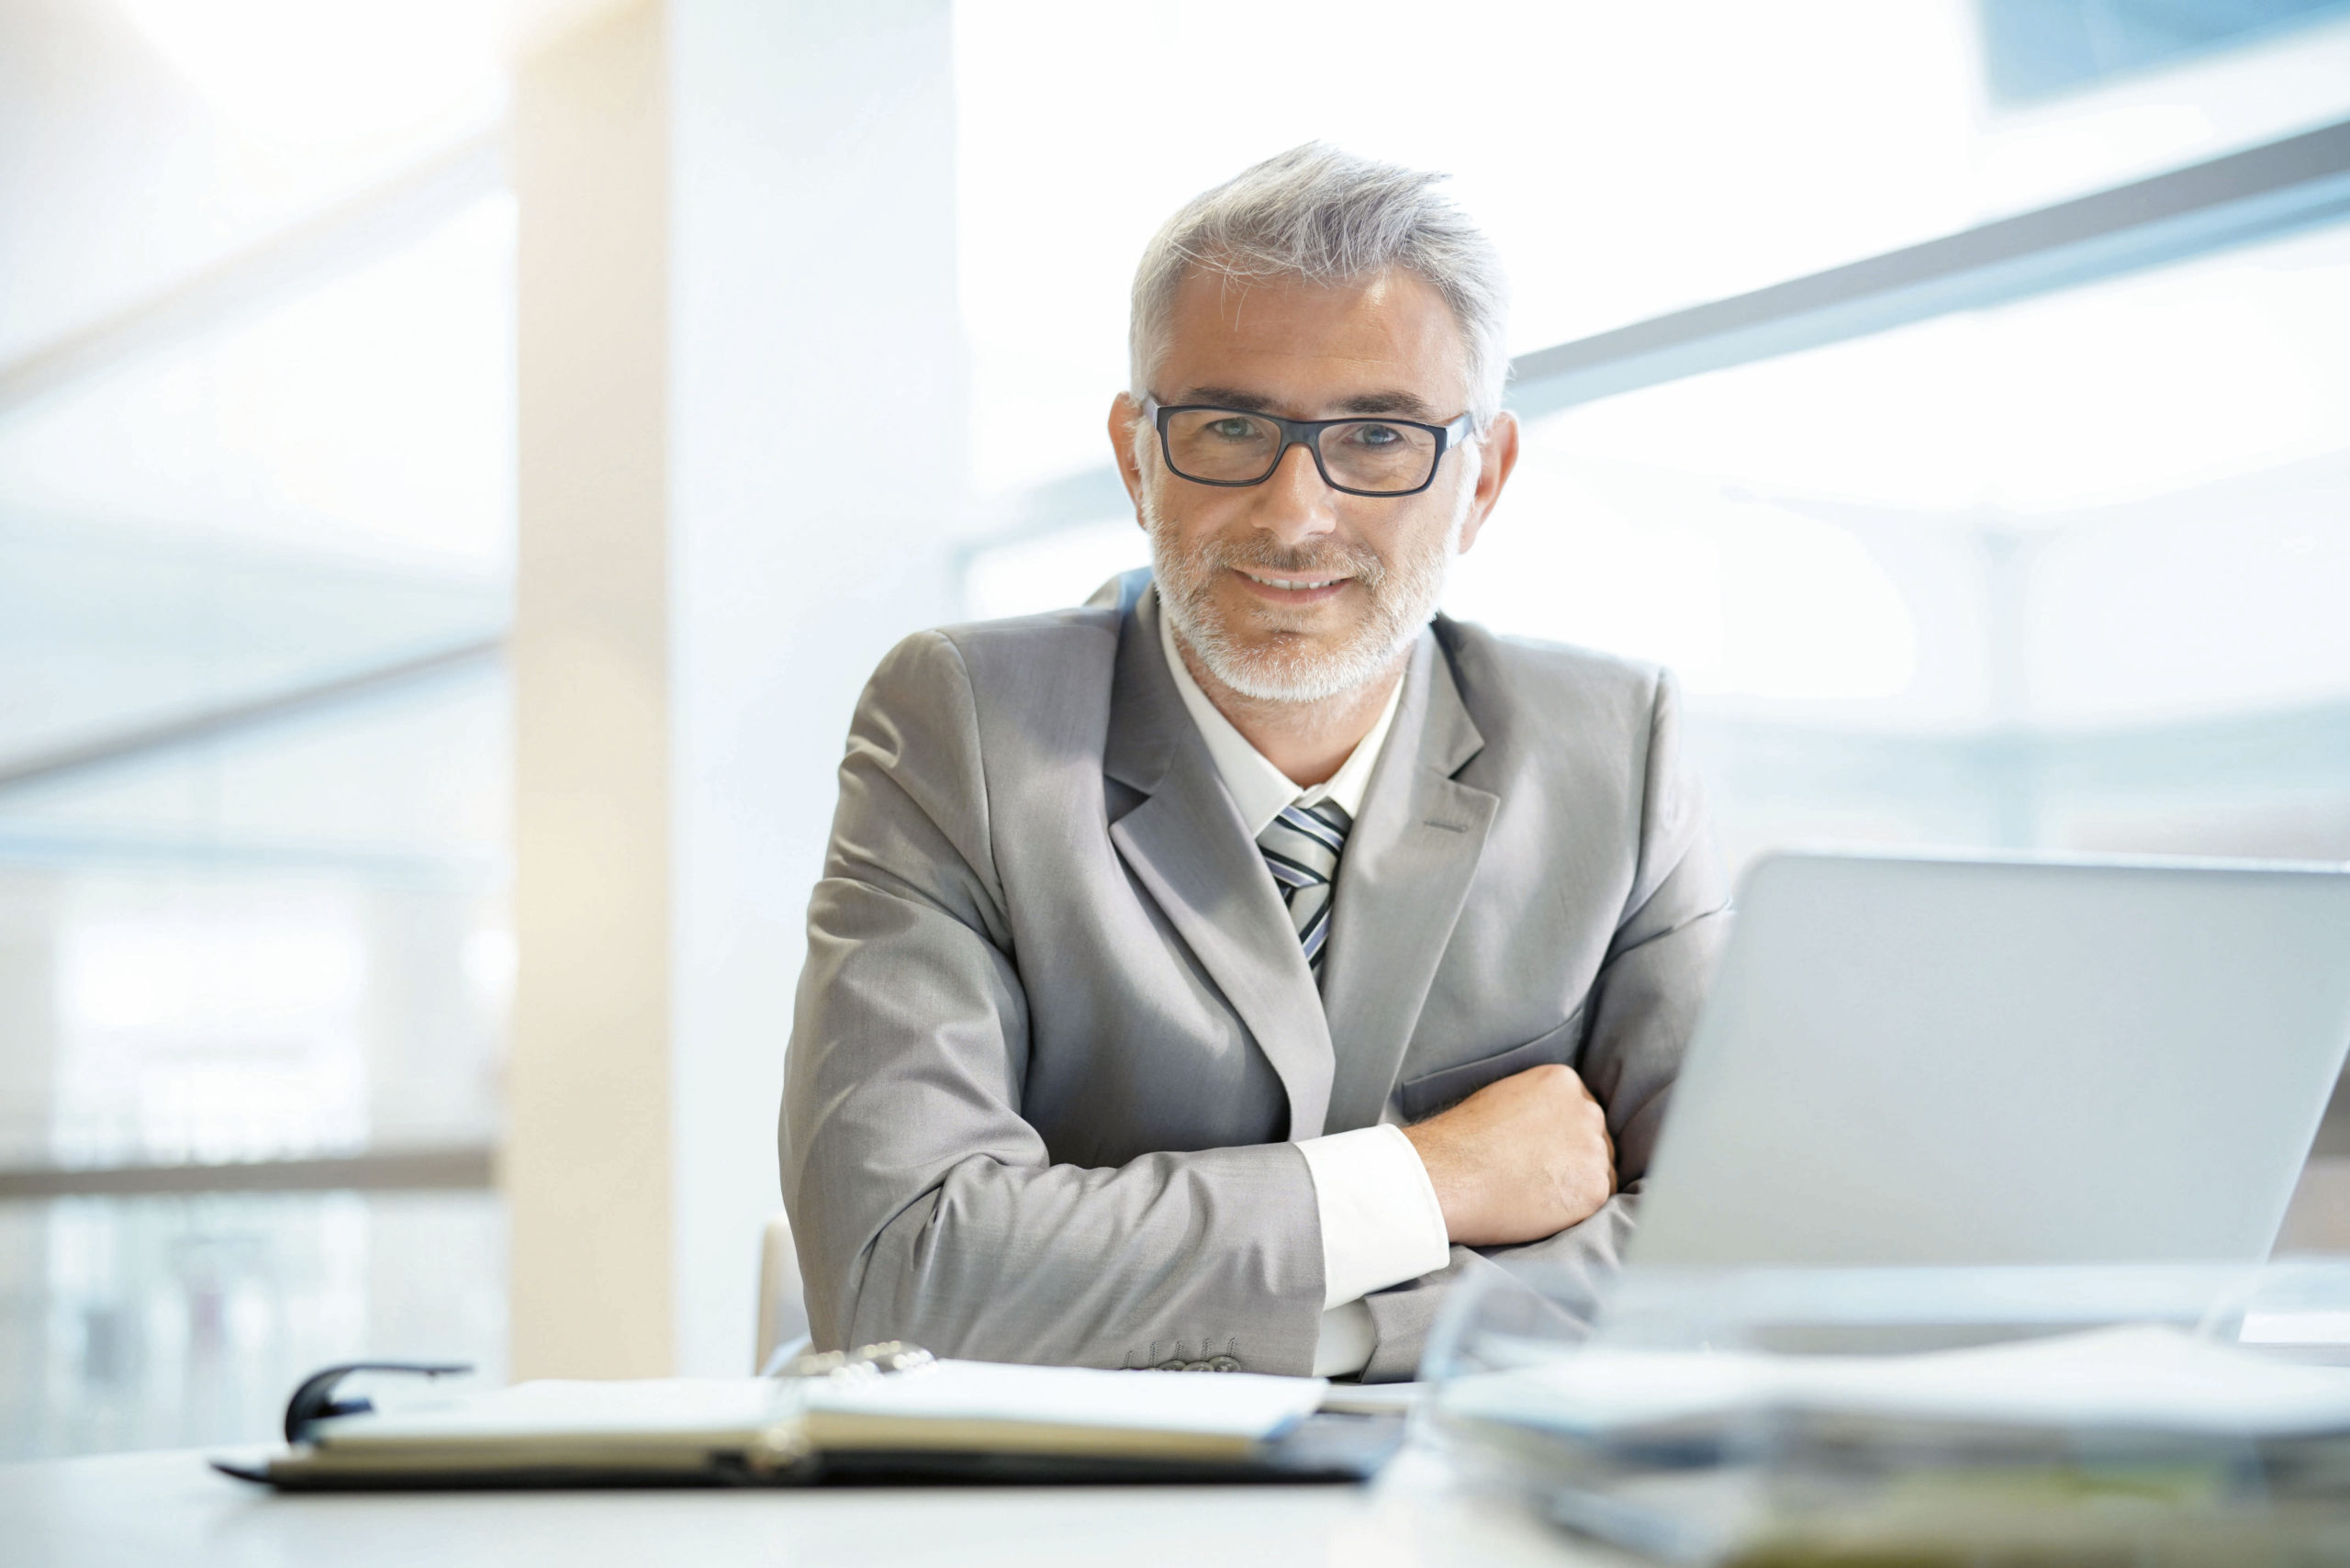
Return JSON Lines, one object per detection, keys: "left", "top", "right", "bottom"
{"left": 1163, "top": 409, "right": 1438, "bottom": 493}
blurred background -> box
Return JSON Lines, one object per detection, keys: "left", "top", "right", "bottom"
{"left": 3, "top": 0, "right": 2347, "bottom": 1460}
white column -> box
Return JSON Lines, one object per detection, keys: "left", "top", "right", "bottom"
{"left": 509, "top": 0, "right": 675, "bottom": 1380}
{"left": 509, "top": 0, "right": 963, "bottom": 1378}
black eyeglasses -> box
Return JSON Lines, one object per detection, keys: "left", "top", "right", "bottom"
{"left": 1144, "top": 397, "right": 1474, "bottom": 498}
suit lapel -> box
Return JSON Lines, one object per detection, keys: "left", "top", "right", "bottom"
{"left": 1317, "top": 625, "right": 1499, "bottom": 1133}
{"left": 1105, "top": 589, "right": 1337, "bottom": 1141}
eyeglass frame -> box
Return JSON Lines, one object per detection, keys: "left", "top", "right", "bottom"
{"left": 1141, "top": 396, "right": 1477, "bottom": 498}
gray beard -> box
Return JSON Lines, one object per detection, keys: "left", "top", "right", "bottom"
{"left": 1141, "top": 486, "right": 1458, "bottom": 705}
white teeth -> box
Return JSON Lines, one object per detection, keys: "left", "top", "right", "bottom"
{"left": 1242, "top": 571, "right": 1341, "bottom": 591}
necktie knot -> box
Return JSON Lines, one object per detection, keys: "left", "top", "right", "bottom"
{"left": 1258, "top": 799, "right": 1352, "bottom": 976}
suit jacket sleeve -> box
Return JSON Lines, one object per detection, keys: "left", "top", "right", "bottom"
{"left": 1360, "top": 667, "right": 1729, "bottom": 1381}
{"left": 781, "top": 631, "right": 1327, "bottom": 1372}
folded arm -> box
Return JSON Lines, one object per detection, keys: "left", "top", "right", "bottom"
{"left": 782, "top": 632, "right": 1327, "bottom": 1372}
{"left": 1360, "top": 669, "right": 1730, "bottom": 1380}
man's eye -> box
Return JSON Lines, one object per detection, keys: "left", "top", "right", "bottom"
{"left": 1207, "top": 418, "right": 1260, "bottom": 441}
{"left": 1348, "top": 423, "right": 1404, "bottom": 447}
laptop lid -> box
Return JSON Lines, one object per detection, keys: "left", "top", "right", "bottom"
{"left": 1632, "top": 851, "right": 2350, "bottom": 1268}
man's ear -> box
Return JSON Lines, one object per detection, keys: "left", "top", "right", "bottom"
{"left": 1108, "top": 394, "right": 1147, "bottom": 519}
{"left": 1454, "top": 410, "right": 1520, "bottom": 556}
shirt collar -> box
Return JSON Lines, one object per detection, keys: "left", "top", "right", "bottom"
{"left": 1158, "top": 593, "right": 1406, "bottom": 839}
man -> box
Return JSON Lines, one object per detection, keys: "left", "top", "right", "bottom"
{"left": 783, "top": 144, "right": 1726, "bottom": 1381}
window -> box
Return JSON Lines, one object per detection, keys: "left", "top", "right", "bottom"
{"left": 953, "top": 0, "right": 2350, "bottom": 500}
{"left": 958, "top": 11, "right": 2350, "bottom": 887}
{"left": 1467, "top": 218, "right": 2350, "bottom": 873}
{"left": 1977, "top": 0, "right": 2350, "bottom": 103}
{"left": 0, "top": 4, "right": 511, "bottom": 1461}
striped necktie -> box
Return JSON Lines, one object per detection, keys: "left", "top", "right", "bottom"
{"left": 1257, "top": 800, "right": 1353, "bottom": 979}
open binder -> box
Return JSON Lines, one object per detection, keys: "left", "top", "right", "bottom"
{"left": 212, "top": 1345, "right": 1404, "bottom": 1489}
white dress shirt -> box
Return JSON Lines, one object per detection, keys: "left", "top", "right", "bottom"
{"left": 1158, "top": 609, "right": 1452, "bottom": 1376}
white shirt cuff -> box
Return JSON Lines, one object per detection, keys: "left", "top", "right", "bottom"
{"left": 1294, "top": 1123, "right": 1450, "bottom": 1312}
{"left": 1314, "top": 1301, "right": 1377, "bottom": 1377}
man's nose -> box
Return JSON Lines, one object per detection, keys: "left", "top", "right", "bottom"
{"left": 1242, "top": 440, "right": 1339, "bottom": 545}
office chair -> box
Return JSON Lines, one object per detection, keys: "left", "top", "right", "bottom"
{"left": 754, "top": 1210, "right": 812, "bottom": 1373}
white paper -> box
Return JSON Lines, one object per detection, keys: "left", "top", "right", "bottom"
{"left": 802, "top": 1360, "right": 1326, "bottom": 1438}
{"left": 309, "top": 1361, "right": 1326, "bottom": 1450}
{"left": 1443, "top": 1325, "right": 2350, "bottom": 1439}
{"left": 312, "top": 1378, "right": 791, "bottom": 1446}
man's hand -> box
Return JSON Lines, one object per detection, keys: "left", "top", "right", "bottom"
{"left": 1401, "top": 1064, "right": 1617, "bottom": 1247}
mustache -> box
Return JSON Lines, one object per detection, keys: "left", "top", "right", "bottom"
{"left": 1195, "top": 536, "right": 1388, "bottom": 588}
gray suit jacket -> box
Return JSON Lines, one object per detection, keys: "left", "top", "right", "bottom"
{"left": 782, "top": 576, "right": 1728, "bottom": 1380}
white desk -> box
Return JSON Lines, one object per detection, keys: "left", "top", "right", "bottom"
{"left": 2, "top": 1445, "right": 1606, "bottom": 1568}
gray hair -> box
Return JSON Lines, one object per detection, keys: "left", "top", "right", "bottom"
{"left": 1128, "top": 143, "right": 1510, "bottom": 429}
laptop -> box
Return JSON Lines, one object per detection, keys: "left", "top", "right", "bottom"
{"left": 1633, "top": 851, "right": 2350, "bottom": 1269}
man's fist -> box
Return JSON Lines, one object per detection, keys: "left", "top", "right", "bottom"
{"left": 1400, "top": 1063, "right": 1617, "bottom": 1247}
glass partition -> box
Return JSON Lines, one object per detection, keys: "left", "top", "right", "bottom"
{"left": 1449, "top": 217, "right": 2350, "bottom": 878}
{"left": 953, "top": 0, "right": 2350, "bottom": 497}
{"left": 0, "top": 25, "right": 514, "bottom": 1457}
{"left": 0, "top": 1190, "right": 503, "bottom": 1462}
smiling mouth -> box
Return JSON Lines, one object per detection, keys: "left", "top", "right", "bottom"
{"left": 1237, "top": 569, "right": 1348, "bottom": 592}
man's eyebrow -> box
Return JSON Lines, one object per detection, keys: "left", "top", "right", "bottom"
{"left": 1178, "top": 386, "right": 1445, "bottom": 420}
{"left": 1178, "top": 386, "right": 1281, "bottom": 413}
{"left": 1331, "top": 389, "right": 1441, "bottom": 419}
